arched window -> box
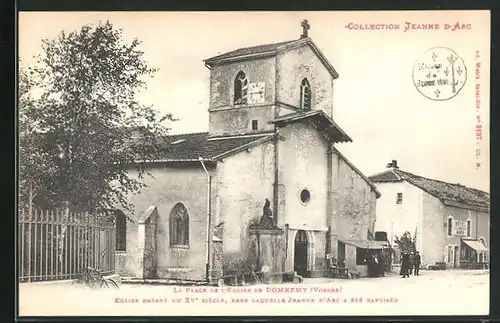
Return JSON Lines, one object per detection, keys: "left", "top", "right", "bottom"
{"left": 466, "top": 219, "right": 471, "bottom": 237}
{"left": 234, "top": 71, "right": 248, "bottom": 104}
{"left": 115, "top": 210, "right": 127, "bottom": 252}
{"left": 300, "top": 78, "right": 312, "bottom": 110}
{"left": 479, "top": 237, "right": 486, "bottom": 247}
{"left": 447, "top": 215, "right": 454, "bottom": 236}
{"left": 170, "top": 203, "right": 189, "bottom": 247}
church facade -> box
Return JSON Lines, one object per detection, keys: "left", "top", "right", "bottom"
{"left": 115, "top": 23, "right": 381, "bottom": 282}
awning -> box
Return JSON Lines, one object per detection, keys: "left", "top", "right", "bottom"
{"left": 463, "top": 240, "right": 489, "bottom": 252}
{"left": 341, "top": 240, "right": 390, "bottom": 250}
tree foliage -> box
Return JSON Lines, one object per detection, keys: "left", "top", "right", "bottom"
{"left": 394, "top": 229, "right": 417, "bottom": 254}
{"left": 19, "top": 62, "right": 57, "bottom": 207}
{"left": 19, "top": 21, "right": 175, "bottom": 212}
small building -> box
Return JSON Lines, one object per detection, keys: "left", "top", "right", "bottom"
{"left": 113, "top": 21, "right": 381, "bottom": 282}
{"left": 369, "top": 160, "right": 490, "bottom": 269}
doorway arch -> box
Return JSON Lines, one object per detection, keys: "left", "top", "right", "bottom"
{"left": 294, "top": 230, "right": 311, "bottom": 277}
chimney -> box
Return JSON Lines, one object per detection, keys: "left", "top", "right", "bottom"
{"left": 386, "top": 160, "right": 399, "bottom": 169}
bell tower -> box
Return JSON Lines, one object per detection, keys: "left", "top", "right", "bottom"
{"left": 204, "top": 19, "right": 338, "bottom": 137}
{"left": 204, "top": 53, "right": 278, "bottom": 137}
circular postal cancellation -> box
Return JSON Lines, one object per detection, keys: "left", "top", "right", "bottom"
{"left": 412, "top": 47, "right": 467, "bottom": 101}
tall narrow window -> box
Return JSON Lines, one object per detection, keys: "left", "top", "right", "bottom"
{"left": 234, "top": 71, "right": 248, "bottom": 105}
{"left": 300, "top": 78, "right": 312, "bottom": 110}
{"left": 251, "top": 120, "right": 258, "bottom": 130}
{"left": 466, "top": 220, "right": 471, "bottom": 237}
{"left": 170, "top": 203, "right": 189, "bottom": 247}
{"left": 115, "top": 210, "right": 127, "bottom": 252}
{"left": 396, "top": 193, "right": 403, "bottom": 204}
{"left": 447, "top": 216, "right": 454, "bottom": 236}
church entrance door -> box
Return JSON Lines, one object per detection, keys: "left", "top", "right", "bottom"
{"left": 294, "top": 230, "right": 308, "bottom": 277}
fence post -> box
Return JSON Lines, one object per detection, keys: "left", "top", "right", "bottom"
{"left": 45, "top": 209, "right": 48, "bottom": 280}
{"left": 84, "top": 212, "right": 89, "bottom": 271}
{"left": 27, "top": 202, "right": 32, "bottom": 283}
{"left": 34, "top": 209, "right": 38, "bottom": 281}
{"left": 20, "top": 209, "right": 25, "bottom": 282}
{"left": 50, "top": 209, "right": 55, "bottom": 280}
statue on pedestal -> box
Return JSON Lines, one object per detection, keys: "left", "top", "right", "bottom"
{"left": 259, "top": 198, "right": 276, "bottom": 229}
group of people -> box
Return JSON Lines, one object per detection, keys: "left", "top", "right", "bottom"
{"left": 400, "top": 250, "right": 421, "bottom": 278}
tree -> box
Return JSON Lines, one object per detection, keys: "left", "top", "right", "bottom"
{"left": 19, "top": 20, "right": 175, "bottom": 212}
{"left": 19, "top": 63, "right": 57, "bottom": 209}
{"left": 394, "top": 228, "right": 418, "bottom": 256}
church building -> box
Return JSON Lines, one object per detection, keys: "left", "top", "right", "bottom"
{"left": 114, "top": 21, "right": 381, "bottom": 282}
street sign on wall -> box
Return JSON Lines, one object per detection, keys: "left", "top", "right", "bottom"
{"left": 454, "top": 220, "right": 468, "bottom": 236}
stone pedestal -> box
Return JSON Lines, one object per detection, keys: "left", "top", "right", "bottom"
{"left": 248, "top": 227, "right": 285, "bottom": 280}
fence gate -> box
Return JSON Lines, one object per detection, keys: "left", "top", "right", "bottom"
{"left": 18, "top": 207, "right": 116, "bottom": 282}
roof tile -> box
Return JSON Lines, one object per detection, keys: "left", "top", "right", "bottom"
{"left": 368, "top": 171, "right": 401, "bottom": 183}
{"left": 205, "top": 39, "right": 299, "bottom": 62}
{"left": 153, "top": 132, "right": 274, "bottom": 161}
{"left": 370, "top": 169, "right": 490, "bottom": 210}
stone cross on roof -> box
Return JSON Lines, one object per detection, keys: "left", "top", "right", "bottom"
{"left": 301, "top": 19, "right": 310, "bottom": 38}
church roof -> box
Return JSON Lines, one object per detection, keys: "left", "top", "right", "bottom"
{"left": 369, "top": 169, "right": 490, "bottom": 212}
{"left": 204, "top": 39, "right": 298, "bottom": 62}
{"left": 269, "top": 110, "right": 352, "bottom": 143}
{"left": 204, "top": 37, "right": 339, "bottom": 79}
{"left": 137, "top": 132, "right": 275, "bottom": 163}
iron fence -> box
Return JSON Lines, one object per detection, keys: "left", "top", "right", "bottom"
{"left": 18, "top": 207, "right": 115, "bottom": 282}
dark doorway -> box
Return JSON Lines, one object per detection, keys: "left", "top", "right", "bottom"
{"left": 337, "top": 241, "right": 346, "bottom": 267}
{"left": 294, "top": 230, "right": 308, "bottom": 277}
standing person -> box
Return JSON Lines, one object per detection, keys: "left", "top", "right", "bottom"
{"left": 414, "top": 251, "right": 421, "bottom": 275}
{"left": 378, "top": 252, "right": 385, "bottom": 277}
{"left": 399, "top": 252, "right": 405, "bottom": 276}
{"left": 399, "top": 253, "right": 405, "bottom": 276}
{"left": 401, "top": 252, "right": 410, "bottom": 278}
{"left": 408, "top": 252, "right": 414, "bottom": 275}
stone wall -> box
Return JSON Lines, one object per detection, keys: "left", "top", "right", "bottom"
{"left": 329, "top": 150, "right": 378, "bottom": 256}
{"left": 326, "top": 150, "right": 378, "bottom": 275}
{"left": 279, "top": 121, "right": 329, "bottom": 230}
{"left": 422, "top": 191, "right": 490, "bottom": 268}
{"left": 373, "top": 181, "right": 424, "bottom": 251}
{"left": 125, "top": 164, "right": 214, "bottom": 280}
{"left": 211, "top": 240, "right": 223, "bottom": 281}
{"left": 142, "top": 211, "right": 158, "bottom": 279}
{"left": 208, "top": 56, "right": 276, "bottom": 136}
{"left": 216, "top": 141, "right": 275, "bottom": 267}
{"left": 209, "top": 105, "right": 276, "bottom": 136}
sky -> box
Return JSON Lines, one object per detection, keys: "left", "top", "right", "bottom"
{"left": 18, "top": 11, "right": 491, "bottom": 192}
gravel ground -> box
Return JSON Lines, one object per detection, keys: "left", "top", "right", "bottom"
{"left": 18, "top": 269, "right": 489, "bottom": 316}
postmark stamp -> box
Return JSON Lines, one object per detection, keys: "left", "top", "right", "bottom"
{"left": 412, "top": 47, "right": 467, "bottom": 101}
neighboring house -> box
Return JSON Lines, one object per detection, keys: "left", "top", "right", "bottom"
{"left": 113, "top": 22, "right": 381, "bottom": 282}
{"left": 369, "top": 160, "right": 490, "bottom": 269}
